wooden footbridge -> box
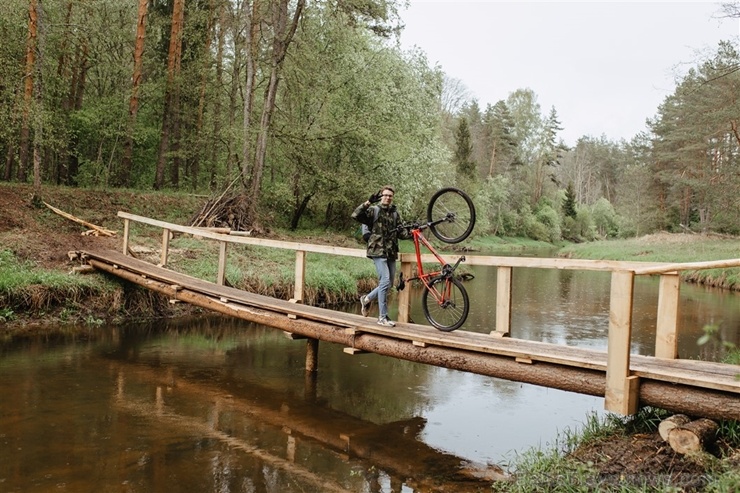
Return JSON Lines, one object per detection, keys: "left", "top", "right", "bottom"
{"left": 79, "top": 211, "right": 740, "bottom": 421}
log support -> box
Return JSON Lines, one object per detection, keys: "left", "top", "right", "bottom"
{"left": 305, "top": 338, "right": 319, "bottom": 372}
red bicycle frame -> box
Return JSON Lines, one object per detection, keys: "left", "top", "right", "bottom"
{"left": 407, "top": 226, "right": 465, "bottom": 307}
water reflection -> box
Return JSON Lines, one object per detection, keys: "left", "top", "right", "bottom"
{"left": 0, "top": 318, "right": 506, "bottom": 493}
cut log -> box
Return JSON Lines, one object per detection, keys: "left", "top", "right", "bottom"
{"left": 658, "top": 414, "right": 691, "bottom": 441}
{"left": 70, "top": 265, "right": 95, "bottom": 275}
{"left": 667, "top": 418, "right": 718, "bottom": 454}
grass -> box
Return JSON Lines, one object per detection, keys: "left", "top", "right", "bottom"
{"left": 493, "top": 408, "right": 740, "bottom": 493}
{"left": 0, "top": 249, "right": 111, "bottom": 312}
{"left": 560, "top": 235, "right": 740, "bottom": 290}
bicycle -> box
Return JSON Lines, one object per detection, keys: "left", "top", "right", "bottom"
{"left": 399, "top": 187, "right": 476, "bottom": 332}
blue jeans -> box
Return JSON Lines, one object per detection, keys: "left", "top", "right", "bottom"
{"left": 367, "top": 257, "right": 396, "bottom": 320}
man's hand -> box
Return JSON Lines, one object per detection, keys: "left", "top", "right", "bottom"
{"left": 368, "top": 190, "right": 382, "bottom": 204}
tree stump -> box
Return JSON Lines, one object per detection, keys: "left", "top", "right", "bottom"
{"left": 667, "top": 418, "right": 718, "bottom": 455}
{"left": 658, "top": 414, "right": 691, "bottom": 441}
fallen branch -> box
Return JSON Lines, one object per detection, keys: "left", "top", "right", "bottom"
{"left": 43, "top": 201, "right": 117, "bottom": 237}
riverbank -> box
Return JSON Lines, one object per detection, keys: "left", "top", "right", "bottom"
{"left": 561, "top": 233, "right": 740, "bottom": 291}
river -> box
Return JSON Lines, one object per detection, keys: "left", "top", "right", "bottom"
{"left": 1, "top": 263, "right": 739, "bottom": 492}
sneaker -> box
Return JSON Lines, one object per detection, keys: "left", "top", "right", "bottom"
{"left": 377, "top": 317, "right": 396, "bottom": 327}
{"left": 360, "top": 295, "right": 371, "bottom": 317}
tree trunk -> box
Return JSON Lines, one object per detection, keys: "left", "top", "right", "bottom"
{"left": 667, "top": 418, "right": 718, "bottom": 455}
{"left": 54, "top": 1, "right": 73, "bottom": 185}
{"left": 66, "top": 40, "right": 88, "bottom": 186}
{"left": 154, "top": 0, "right": 185, "bottom": 190}
{"left": 19, "top": 0, "right": 39, "bottom": 182}
{"left": 290, "top": 193, "right": 312, "bottom": 230}
{"left": 240, "top": 0, "right": 258, "bottom": 182}
{"left": 208, "top": 0, "right": 226, "bottom": 190}
{"left": 190, "top": 0, "right": 217, "bottom": 191}
{"left": 31, "top": 0, "right": 46, "bottom": 194}
{"left": 244, "top": 0, "right": 305, "bottom": 223}
{"left": 119, "top": 0, "right": 149, "bottom": 187}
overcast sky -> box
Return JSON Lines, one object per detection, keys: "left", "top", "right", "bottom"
{"left": 398, "top": 1, "right": 740, "bottom": 146}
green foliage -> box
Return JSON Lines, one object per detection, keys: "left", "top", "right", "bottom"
{"left": 590, "top": 198, "right": 620, "bottom": 238}
{"left": 0, "top": 307, "right": 15, "bottom": 322}
{"left": 535, "top": 203, "right": 561, "bottom": 243}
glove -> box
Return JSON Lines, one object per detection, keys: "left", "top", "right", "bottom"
{"left": 396, "top": 273, "right": 405, "bottom": 291}
{"left": 362, "top": 232, "right": 370, "bottom": 242}
{"left": 368, "top": 190, "right": 382, "bottom": 204}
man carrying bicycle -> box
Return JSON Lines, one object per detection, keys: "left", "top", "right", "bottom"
{"left": 352, "top": 185, "right": 410, "bottom": 327}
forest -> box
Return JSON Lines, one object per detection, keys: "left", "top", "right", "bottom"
{"left": 2, "top": 0, "right": 739, "bottom": 241}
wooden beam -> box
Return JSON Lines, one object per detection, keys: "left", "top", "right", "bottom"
{"left": 294, "top": 250, "right": 306, "bottom": 303}
{"left": 605, "top": 270, "right": 637, "bottom": 414}
{"left": 493, "top": 266, "right": 512, "bottom": 336}
{"left": 343, "top": 347, "right": 368, "bottom": 355}
{"left": 122, "top": 218, "right": 130, "bottom": 255}
{"left": 655, "top": 273, "right": 680, "bottom": 359}
{"left": 217, "top": 241, "right": 227, "bottom": 285}
{"left": 160, "top": 228, "right": 170, "bottom": 267}
{"left": 397, "top": 260, "right": 413, "bottom": 323}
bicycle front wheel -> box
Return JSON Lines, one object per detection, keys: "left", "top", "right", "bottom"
{"left": 427, "top": 187, "right": 476, "bottom": 244}
{"left": 421, "top": 276, "right": 469, "bottom": 332}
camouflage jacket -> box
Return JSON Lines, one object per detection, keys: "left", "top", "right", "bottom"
{"left": 352, "top": 203, "right": 409, "bottom": 260}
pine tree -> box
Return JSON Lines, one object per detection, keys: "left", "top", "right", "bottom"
{"left": 454, "top": 116, "right": 475, "bottom": 179}
{"left": 563, "top": 181, "right": 577, "bottom": 219}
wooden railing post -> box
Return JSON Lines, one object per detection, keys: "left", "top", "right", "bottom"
{"left": 217, "top": 241, "right": 227, "bottom": 285}
{"left": 655, "top": 273, "right": 680, "bottom": 359}
{"left": 397, "top": 259, "right": 413, "bottom": 323}
{"left": 492, "top": 266, "right": 513, "bottom": 337}
{"left": 294, "top": 250, "right": 306, "bottom": 303}
{"left": 605, "top": 270, "right": 639, "bottom": 415}
{"left": 160, "top": 228, "right": 170, "bottom": 267}
{"left": 122, "top": 218, "right": 130, "bottom": 255}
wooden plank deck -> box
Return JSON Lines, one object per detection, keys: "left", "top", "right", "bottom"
{"left": 81, "top": 249, "right": 740, "bottom": 397}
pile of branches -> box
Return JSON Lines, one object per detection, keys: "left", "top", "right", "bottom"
{"left": 189, "top": 192, "right": 252, "bottom": 232}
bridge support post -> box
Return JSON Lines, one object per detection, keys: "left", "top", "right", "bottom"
{"left": 122, "top": 218, "right": 130, "bottom": 255}
{"left": 655, "top": 273, "right": 680, "bottom": 359}
{"left": 492, "top": 266, "right": 512, "bottom": 337}
{"left": 160, "top": 228, "right": 170, "bottom": 267}
{"left": 398, "top": 260, "right": 413, "bottom": 323}
{"left": 217, "top": 241, "right": 227, "bottom": 285}
{"left": 605, "top": 270, "right": 639, "bottom": 415}
{"left": 294, "top": 250, "right": 306, "bottom": 302}
{"left": 306, "top": 338, "right": 319, "bottom": 372}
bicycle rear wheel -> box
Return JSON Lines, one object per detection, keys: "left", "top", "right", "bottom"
{"left": 427, "top": 187, "right": 476, "bottom": 244}
{"left": 421, "top": 276, "right": 469, "bottom": 331}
